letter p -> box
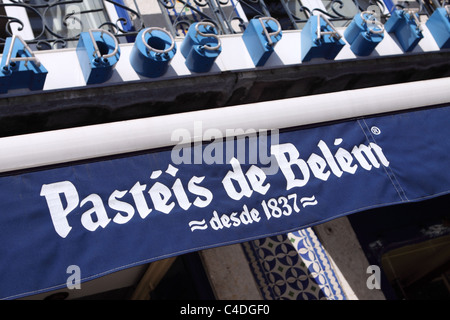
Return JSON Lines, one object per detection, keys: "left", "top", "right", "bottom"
{"left": 40, "top": 181, "right": 79, "bottom": 238}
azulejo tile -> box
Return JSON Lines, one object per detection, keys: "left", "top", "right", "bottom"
{"left": 242, "top": 228, "right": 345, "bottom": 300}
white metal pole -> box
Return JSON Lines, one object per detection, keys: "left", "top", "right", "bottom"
{"left": 0, "top": 76, "right": 449, "bottom": 173}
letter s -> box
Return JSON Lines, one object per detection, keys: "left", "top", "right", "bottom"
{"left": 109, "top": 190, "right": 135, "bottom": 224}
{"left": 188, "top": 176, "right": 213, "bottom": 208}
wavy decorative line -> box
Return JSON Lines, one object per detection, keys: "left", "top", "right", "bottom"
{"left": 188, "top": 219, "right": 205, "bottom": 226}
{"left": 302, "top": 200, "right": 318, "bottom": 207}
{"left": 300, "top": 196, "right": 316, "bottom": 203}
{"left": 301, "top": 196, "right": 318, "bottom": 207}
{"left": 188, "top": 219, "right": 207, "bottom": 231}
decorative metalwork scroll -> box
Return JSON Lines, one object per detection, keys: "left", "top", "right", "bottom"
{"left": 0, "top": 0, "right": 437, "bottom": 51}
{"left": 0, "top": 0, "right": 145, "bottom": 50}
{"left": 157, "top": 0, "right": 397, "bottom": 34}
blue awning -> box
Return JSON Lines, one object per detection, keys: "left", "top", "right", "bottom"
{"left": 0, "top": 105, "right": 449, "bottom": 299}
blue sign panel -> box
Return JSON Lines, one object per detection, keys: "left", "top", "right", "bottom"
{"left": 0, "top": 106, "right": 449, "bottom": 299}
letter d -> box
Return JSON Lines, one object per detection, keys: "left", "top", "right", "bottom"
{"left": 221, "top": 157, "right": 253, "bottom": 201}
{"left": 40, "top": 181, "right": 79, "bottom": 238}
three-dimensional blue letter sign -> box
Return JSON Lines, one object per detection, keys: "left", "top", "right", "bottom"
{"left": 426, "top": 6, "right": 450, "bottom": 49}
{"left": 301, "top": 14, "right": 345, "bottom": 62}
{"left": 0, "top": 35, "right": 48, "bottom": 93}
{"left": 242, "top": 17, "right": 282, "bottom": 66}
{"left": 385, "top": 9, "right": 423, "bottom": 52}
{"left": 76, "top": 29, "right": 121, "bottom": 85}
{"left": 180, "top": 22, "right": 222, "bottom": 73}
{"left": 344, "top": 11, "right": 385, "bottom": 56}
{"left": 130, "top": 27, "right": 177, "bottom": 78}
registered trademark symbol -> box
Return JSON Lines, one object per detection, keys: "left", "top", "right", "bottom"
{"left": 371, "top": 126, "right": 381, "bottom": 135}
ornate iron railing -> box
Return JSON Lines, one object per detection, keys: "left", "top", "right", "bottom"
{"left": 0, "top": 0, "right": 440, "bottom": 51}
{"left": 0, "top": 0, "right": 145, "bottom": 50}
{"left": 157, "top": 0, "right": 434, "bottom": 35}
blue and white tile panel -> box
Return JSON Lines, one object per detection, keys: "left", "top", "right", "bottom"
{"left": 242, "top": 228, "right": 345, "bottom": 300}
